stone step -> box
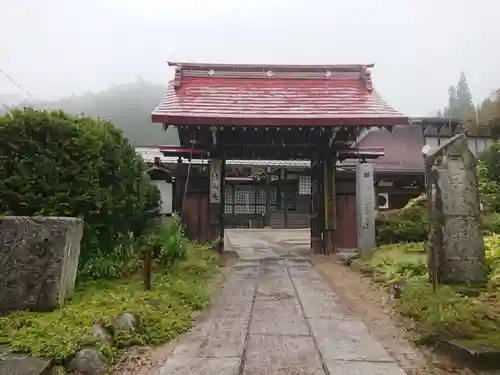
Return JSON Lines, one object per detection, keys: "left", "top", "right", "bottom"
{"left": 0, "top": 346, "right": 50, "bottom": 375}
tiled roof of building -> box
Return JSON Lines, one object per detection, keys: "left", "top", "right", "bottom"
{"left": 135, "top": 147, "right": 365, "bottom": 170}
{"left": 151, "top": 62, "right": 408, "bottom": 127}
{"left": 357, "top": 124, "right": 425, "bottom": 172}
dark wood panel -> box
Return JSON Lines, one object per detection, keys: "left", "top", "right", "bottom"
{"left": 271, "top": 211, "right": 309, "bottom": 229}
{"left": 182, "top": 193, "right": 210, "bottom": 242}
{"left": 336, "top": 194, "right": 357, "bottom": 250}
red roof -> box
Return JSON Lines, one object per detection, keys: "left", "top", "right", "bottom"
{"left": 152, "top": 62, "right": 408, "bottom": 127}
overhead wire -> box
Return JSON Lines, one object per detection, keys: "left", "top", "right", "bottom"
{"left": 180, "top": 128, "right": 196, "bottom": 221}
{"left": 0, "top": 67, "right": 34, "bottom": 99}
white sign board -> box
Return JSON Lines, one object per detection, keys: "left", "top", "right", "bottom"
{"left": 151, "top": 181, "right": 173, "bottom": 214}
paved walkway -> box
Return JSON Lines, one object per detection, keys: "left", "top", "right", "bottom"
{"left": 160, "top": 230, "right": 407, "bottom": 375}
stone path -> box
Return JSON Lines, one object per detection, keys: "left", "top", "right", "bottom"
{"left": 159, "top": 230, "right": 407, "bottom": 375}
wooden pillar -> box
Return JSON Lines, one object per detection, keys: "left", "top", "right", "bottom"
{"left": 174, "top": 157, "right": 185, "bottom": 214}
{"left": 324, "top": 153, "right": 336, "bottom": 254}
{"left": 264, "top": 167, "right": 272, "bottom": 228}
{"left": 209, "top": 155, "right": 225, "bottom": 252}
{"left": 282, "top": 169, "right": 288, "bottom": 228}
{"left": 310, "top": 154, "right": 325, "bottom": 253}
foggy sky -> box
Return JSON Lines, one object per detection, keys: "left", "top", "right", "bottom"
{"left": 2, "top": 0, "right": 499, "bottom": 116}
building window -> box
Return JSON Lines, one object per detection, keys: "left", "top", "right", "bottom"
{"left": 298, "top": 175, "right": 311, "bottom": 195}
{"left": 476, "top": 138, "right": 487, "bottom": 155}
{"left": 468, "top": 139, "right": 478, "bottom": 155}
{"left": 225, "top": 185, "right": 277, "bottom": 215}
{"left": 224, "top": 185, "right": 233, "bottom": 214}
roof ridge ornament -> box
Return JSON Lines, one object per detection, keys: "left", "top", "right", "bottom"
{"left": 325, "top": 70, "right": 332, "bottom": 78}
{"left": 173, "top": 65, "right": 183, "bottom": 89}
{"left": 361, "top": 67, "right": 373, "bottom": 93}
{"left": 208, "top": 69, "right": 215, "bottom": 76}
{"left": 266, "top": 70, "right": 274, "bottom": 77}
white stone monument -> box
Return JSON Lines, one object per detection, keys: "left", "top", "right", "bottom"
{"left": 356, "top": 163, "right": 376, "bottom": 256}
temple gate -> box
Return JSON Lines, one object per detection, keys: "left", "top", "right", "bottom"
{"left": 151, "top": 62, "right": 412, "bottom": 254}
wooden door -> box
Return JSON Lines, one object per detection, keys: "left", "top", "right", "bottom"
{"left": 335, "top": 194, "right": 357, "bottom": 250}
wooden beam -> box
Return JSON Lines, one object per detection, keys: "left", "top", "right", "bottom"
{"left": 328, "top": 129, "right": 339, "bottom": 148}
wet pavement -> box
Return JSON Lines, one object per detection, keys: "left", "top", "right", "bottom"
{"left": 159, "top": 229, "right": 407, "bottom": 375}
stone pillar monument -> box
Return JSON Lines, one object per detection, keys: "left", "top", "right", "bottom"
{"left": 425, "top": 133, "right": 486, "bottom": 284}
{"left": 356, "top": 162, "right": 376, "bottom": 256}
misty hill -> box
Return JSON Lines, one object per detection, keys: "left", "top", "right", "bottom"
{"left": 3, "top": 81, "right": 179, "bottom": 146}
{"left": 0, "top": 93, "right": 24, "bottom": 107}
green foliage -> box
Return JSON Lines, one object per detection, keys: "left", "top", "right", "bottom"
{"left": 396, "top": 280, "right": 500, "bottom": 341}
{"left": 148, "top": 214, "right": 188, "bottom": 268}
{"left": 0, "top": 108, "right": 160, "bottom": 267}
{"left": 78, "top": 232, "right": 142, "bottom": 280}
{"left": 358, "top": 238, "right": 500, "bottom": 347}
{"left": 484, "top": 234, "right": 500, "bottom": 289}
{"left": 483, "top": 213, "right": 500, "bottom": 234}
{"left": 478, "top": 144, "right": 500, "bottom": 213}
{"left": 376, "top": 195, "right": 429, "bottom": 244}
{"left": 442, "top": 72, "right": 476, "bottom": 124}
{"left": 80, "top": 214, "right": 190, "bottom": 280}
{"left": 0, "top": 246, "right": 219, "bottom": 362}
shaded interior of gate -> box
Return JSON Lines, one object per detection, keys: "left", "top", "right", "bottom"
{"left": 168, "top": 124, "right": 383, "bottom": 254}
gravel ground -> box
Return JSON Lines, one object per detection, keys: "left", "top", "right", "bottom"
{"left": 311, "top": 254, "right": 478, "bottom": 375}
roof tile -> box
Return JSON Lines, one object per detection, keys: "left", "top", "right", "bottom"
{"left": 152, "top": 63, "right": 407, "bottom": 126}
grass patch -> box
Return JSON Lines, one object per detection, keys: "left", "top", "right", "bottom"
{"left": 0, "top": 246, "right": 219, "bottom": 363}
{"left": 354, "top": 242, "right": 427, "bottom": 282}
{"left": 396, "top": 279, "right": 500, "bottom": 341}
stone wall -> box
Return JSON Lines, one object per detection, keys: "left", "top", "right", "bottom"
{"left": 0, "top": 216, "right": 83, "bottom": 315}
{"left": 425, "top": 134, "right": 486, "bottom": 284}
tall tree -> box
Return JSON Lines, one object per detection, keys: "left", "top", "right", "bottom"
{"left": 477, "top": 90, "right": 500, "bottom": 137}
{"left": 456, "top": 72, "right": 477, "bottom": 124}
{"left": 443, "top": 86, "right": 458, "bottom": 118}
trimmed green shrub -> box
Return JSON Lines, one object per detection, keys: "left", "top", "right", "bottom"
{"left": 0, "top": 108, "right": 160, "bottom": 268}
{"left": 376, "top": 195, "right": 429, "bottom": 245}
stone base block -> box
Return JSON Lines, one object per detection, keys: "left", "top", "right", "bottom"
{"left": 0, "top": 216, "right": 83, "bottom": 315}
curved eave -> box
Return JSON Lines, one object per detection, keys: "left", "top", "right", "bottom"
{"left": 151, "top": 114, "right": 409, "bottom": 127}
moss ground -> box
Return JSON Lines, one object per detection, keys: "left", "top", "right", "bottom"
{"left": 0, "top": 246, "right": 219, "bottom": 363}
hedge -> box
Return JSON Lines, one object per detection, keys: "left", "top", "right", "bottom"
{"left": 0, "top": 108, "right": 160, "bottom": 267}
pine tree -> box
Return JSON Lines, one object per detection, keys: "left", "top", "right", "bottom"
{"left": 456, "top": 72, "right": 476, "bottom": 121}
{"left": 443, "top": 86, "right": 458, "bottom": 118}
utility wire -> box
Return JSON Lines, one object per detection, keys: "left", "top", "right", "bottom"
{"left": 0, "top": 67, "right": 34, "bottom": 99}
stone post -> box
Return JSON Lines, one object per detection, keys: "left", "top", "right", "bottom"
{"left": 356, "top": 162, "right": 376, "bottom": 256}
{"left": 264, "top": 167, "right": 272, "bottom": 228}
{"left": 425, "top": 133, "right": 486, "bottom": 284}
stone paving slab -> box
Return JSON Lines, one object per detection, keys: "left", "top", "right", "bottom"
{"left": 171, "top": 317, "right": 249, "bottom": 359}
{"left": 243, "top": 335, "right": 325, "bottom": 375}
{"left": 250, "top": 299, "right": 309, "bottom": 336}
{"left": 160, "top": 357, "right": 240, "bottom": 375}
{"left": 309, "top": 317, "right": 394, "bottom": 362}
{"left": 324, "top": 360, "right": 408, "bottom": 375}
{"left": 160, "top": 232, "right": 407, "bottom": 375}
